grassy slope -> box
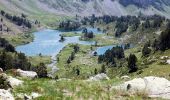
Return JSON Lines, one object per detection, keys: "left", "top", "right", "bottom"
{"left": 13, "top": 78, "right": 126, "bottom": 100}
{"left": 0, "top": 0, "right": 72, "bottom": 46}
{"left": 125, "top": 47, "right": 170, "bottom": 79}
{"left": 56, "top": 44, "right": 100, "bottom": 79}
{"left": 0, "top": 0, "right": 72, "bottom": 27}
{"left": 28, "top": 56, "right": 51, "bottom": 66}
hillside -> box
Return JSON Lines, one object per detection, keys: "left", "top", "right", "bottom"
{"left": 1, "top": 0, "right": 170, "bottom": 18}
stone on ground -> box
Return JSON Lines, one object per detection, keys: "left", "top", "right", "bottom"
{"left": 120, "top": 75, "right": 130, "bottom": 81}
{"left": 0, "top": 89, "right": 14, "bottom": 100}
{"left": 87, "top": 73, "right": 110, "bottom": 81}
{"left": 7, "top": 76, "right": 23, "bottom": 88}
{"left": 0, "top": 68, "right": 3, "bottom": 73}
{"left": 112, "top": 76, "right": 170, "bottom": 99}
{"left": 160, "top": 56, "right": 169, "bottom": 60}
{"left": 18, "top": 92, "right": 41, "bottom": 99}
{"left": 17, "top": 69, "right": 37, "bottom": 79}
{"left": 167, "top": 59, "right": 170, "bottom": 64}
{"left": 31, "top": 92, "right": 41, "bottom": 98}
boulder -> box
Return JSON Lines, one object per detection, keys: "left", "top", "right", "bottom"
{"left": 7, "top": 76, "right": 23, "bottom": 88}
{"left": 24, "top": 94, "right": 32, "bottom": 100}
{"left": 31, "top": 92, "right": 41, "bottom": 99}
{"left": 0, "top": 73, "right": 10, "bottom": 89}
{"left": 120, "top": 75, "right": 130, "bottom": 81}
{"left": 0, "top": 68, "right": 3, "bottom": 73}
{"left": 160, "top": 56, "right": 169, "bottom": 60}
{"left": 167, "top": 59, "right": 170, "bottom": 64}
{"left": 17, "top": 69, "right": 37, "bottom": 79}
{"left": 18, "top": 92, "right": 41, "bottom": 100}
{"left": 57, "top": 78, "right": 71, "bottom": 81}
{"left": 112, "top": 76, "right": 170, "bottom": 99}
{"left": 87, "top": 73, "right": 110, "bottom": 81}
{"left": 0, "top": 89, "right": 14, "bottom": 100}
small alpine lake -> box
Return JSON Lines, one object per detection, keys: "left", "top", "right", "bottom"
{"left": 16, "top": 28, "right": 102, "bottom": 56}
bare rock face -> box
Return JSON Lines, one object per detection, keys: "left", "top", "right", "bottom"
{"left": 16, "top": 69, "right": 38, "bottom": 79}
{"left": 112, "top": 76, "right": 170, "bottom": 99}
{"left": 0, "top": 89, "right": 14, "bottom": 100}
{"left": 87, "top": 73, "right": 110, "bottom": 81}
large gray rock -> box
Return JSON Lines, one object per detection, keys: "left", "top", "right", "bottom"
{"left": 0, "top": 68, "right": 3, "bottom": 73}
{"left": 57, "top": 78, "right": 71, "bottom": 81}
{"left": 112, "top": 76, "right": 170, "bottom": 99}
{"left": 7, "top": 76, "right": 23, "bottom": 88}
{"left": 18, "top": 92, "right": 41, "bottom": 100}
{"left": 167, "top": 59, "right": 170, "bottom": 64}
{"left": 87, "top": 73, "right": 110, "bottom": 81}
{"left": 17, "top": 69, "right": 37, "bottom": 79}
{"left": 31, "top": 92, "right": 41, "bottom": 99}
{"left": 120, "top": 75, "right": 130, "bottom": 81}
{"left": 0, "top": 73, "right": 23, "bottom": 88}
{"left": 0, "top": 89, "right": 14, "bottom": 100}
{"left": 160, "top": 56, "right": 169, "bottom": 60}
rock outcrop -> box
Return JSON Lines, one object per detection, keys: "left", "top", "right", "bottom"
{"left": 0, "top": 89, "right": 14, "bottom": 100}
{"left": 17, "top": 69, "right": 37, "bottom": 79}
{"left": 87, "top": 73, "right": 110, "bottom": 81}
{"left": 112, "top": 76, "right": 170, "bottom": 99}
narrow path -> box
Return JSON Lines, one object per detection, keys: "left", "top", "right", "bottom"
{"left": 47, "top": 55, "right": 59, "bottom": 78}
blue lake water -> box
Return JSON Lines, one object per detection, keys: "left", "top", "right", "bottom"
{"left": 95, "top": 45, "right": 114, "bottom": 55}
{"left": 16, "top": 28, "right": 100, "bottom": 56}
{"left": 95, "top": 44, "right": 133, "bottom": 55}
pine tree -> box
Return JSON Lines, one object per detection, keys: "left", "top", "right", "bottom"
{"left": 128, "top": 54, "right": 138, "bottom": 73}
{"left": 142, "top": 43, "right": 151, "bottom": 57}
{"left": 100, "top": 64, "right": 106, "bottom": 73}
{"left": 36, "top": 63, "right": 47, "bottom": 78}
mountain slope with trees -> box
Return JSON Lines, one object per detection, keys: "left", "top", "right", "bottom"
{"left": 1, "top": 0, "right": 170, "bottom": 18}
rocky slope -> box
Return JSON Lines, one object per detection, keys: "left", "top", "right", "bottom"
{"left": 37, "top": 0, "right": 170, "bottom": 17}
{"left": 1, "top": 0, "right": 170, "bottom": 17}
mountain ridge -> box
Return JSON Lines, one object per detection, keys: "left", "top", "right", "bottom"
{"left": 1, "top": 0, "right": 170, "bottom": 18}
